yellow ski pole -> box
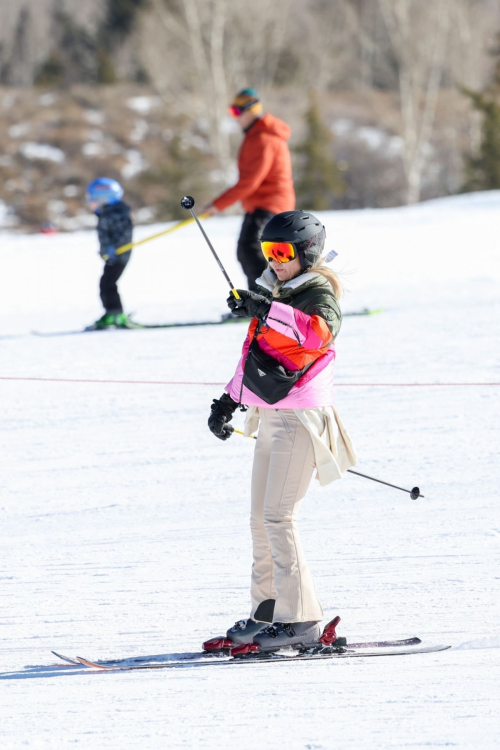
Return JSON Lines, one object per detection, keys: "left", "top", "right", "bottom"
{"left": 115, "top": 214, "right": 208, "bottom": 257}
{"left": 180, "top": 196, "right": 241, "bottom": 301}
{"left": 233, "top": 428, "right": 256, "bottom": 440}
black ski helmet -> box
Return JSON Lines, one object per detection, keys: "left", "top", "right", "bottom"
{"left": 260, "top": 210, "right": 326, "bottom": 270}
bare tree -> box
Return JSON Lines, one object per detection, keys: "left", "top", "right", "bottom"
{"left": 139, "top": 0, "right": 231, "bottom": 175}
{"left": 273, "top": 0, "right": 359, "bottom": 93}
{"left": 139, "top": 0, "right": 297, "bottom": 177}
{"left": 447, "top": 0, "right": 500, "bottom": 155}
{"left": 377, "top": 0, "right": 454, "bottom": 204}
{"left": 0, "top": 0, "right": 104, "bottom": 85}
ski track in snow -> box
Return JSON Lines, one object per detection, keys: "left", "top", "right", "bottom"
{"left": 1, "top": 193, "right": 500, "bottom": 749}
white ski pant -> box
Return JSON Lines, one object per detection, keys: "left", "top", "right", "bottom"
{"left": 250, "top": 408, "right": 324, "bottom": 623}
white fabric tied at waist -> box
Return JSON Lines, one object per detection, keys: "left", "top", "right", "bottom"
{"left": 244, "top": 406, "right": 357, "bottom": 487}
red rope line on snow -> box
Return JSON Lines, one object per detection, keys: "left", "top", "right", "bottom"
{"left": 1, "top": 376, "right": 499, "bottom": 387}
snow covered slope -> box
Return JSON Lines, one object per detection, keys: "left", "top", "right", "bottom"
{"left": 1, "top": 193, "right": 499, "bottom": 749}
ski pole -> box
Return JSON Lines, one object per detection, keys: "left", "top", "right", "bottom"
{"left": 180, "top": 196, "right": 240, "bottom": 301}
{"left": 346, "top": 469, "right": 423, "bottom": 499}
{"left": 115, "top": 214, "right": 208, "bottom": 256}
{"left": 233, "top": 430, "right": 423, "bottom": 499}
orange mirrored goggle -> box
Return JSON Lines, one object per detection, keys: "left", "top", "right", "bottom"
{"left": 228, "top": 105, "right": 243, "bottom": 117}
{"left": 228, "top": 100, "right": 259, "bottom": 118}
{"left": 261, "top": 241, "right": 297, "bottom": 263}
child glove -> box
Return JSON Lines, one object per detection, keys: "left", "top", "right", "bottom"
{"left": 226, "top": 290, "right": 271, "bottom": 320}
{"left": 102, "top": 245, "right": 117, "bottom": 263}
{"left": 208, "top": 393, "right": 239, "bottom": 441}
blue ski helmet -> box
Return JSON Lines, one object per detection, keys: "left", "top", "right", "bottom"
{"left": 86, "top": 177, "right": 124, "bottom": 207}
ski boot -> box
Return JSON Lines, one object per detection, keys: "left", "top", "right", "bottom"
{"left": 91, "top": 312, "right": 130, "bottom": 330}
{"left": 202, "top": 599, "right": 275, "bottom": 652}
{"left": 113, "top": 312, "right": 130, "bottom": 327}
{"left": 254, "top": 621, "right": 322, "bottom": 651}
{"left": 231, "top": 615, "right": 347, "bottom": 657}
{"left": 202, "top": 618, "right": 265, "bottom": 652}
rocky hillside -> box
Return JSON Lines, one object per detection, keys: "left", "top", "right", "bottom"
{"left": 0, "top": 84, "right": 221, "bottom": 231}
{"left": 0, "top": 82, "right": 476, "bottom": 232}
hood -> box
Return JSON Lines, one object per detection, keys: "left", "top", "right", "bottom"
{"left": 250, "top": 113, "right": 291, "bottom": 141}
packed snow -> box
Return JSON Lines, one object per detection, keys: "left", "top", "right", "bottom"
{"left": 1, "top": 193, "right": 499, "bottom": 749}
{"left": 121, "top": 149, "right": 147, "bottom": 179}
{"left": 127, "top": 96, "right": 162, "bottom": 115}
{"left": 18, "top": 142, "right": 66, "bottom": 163}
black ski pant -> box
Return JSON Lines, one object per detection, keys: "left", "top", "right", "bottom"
{"left": 99, "top": 252, "right": 131, "bottom": 314}
{"left": 237, "top": 209, "right": 275, "bottom": 291}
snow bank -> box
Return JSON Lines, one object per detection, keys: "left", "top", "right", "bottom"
{"left": 0, "top": 191, "right": 499, "bottom": 750}
{"left": 19, "top": 142, "right": 65, "bottom": 163}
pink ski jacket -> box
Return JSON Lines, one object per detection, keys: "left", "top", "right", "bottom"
{"left": 225, "top": 271, "right": 341, "bottom": 409}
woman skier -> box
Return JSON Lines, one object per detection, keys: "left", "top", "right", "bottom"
{"left": 204, "top": 210, "right": 357, "bottom": 654}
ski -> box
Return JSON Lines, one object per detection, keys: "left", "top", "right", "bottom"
{"left": 347, "top": 308, "right": 383, "bottom": 317}
{"left": 131, "top": 309, "right": 383, "bottom": 327}
{"left": 51, "top": 651, "right": 82, "bottom": 666}
{"left": 32, "top": 308, "right": 382, "bottom": 337}
{"left": 133, "top": 309, "right": 383, "bottom": 328}
{"left": 128, "top": 317, "right": 248, "bottom": 329}
{"left": 31, "top": 318, "right": 246, "bottom": 337}
{"left": 51, "top": 637, "right": 422, "bottom": 669}
{"left": 345, "top": 636, "right": 420, "bottom": 648}
{"left": 72, "top": 643, "right": 450, "bottom": 672}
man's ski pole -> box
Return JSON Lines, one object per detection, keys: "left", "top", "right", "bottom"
{"left": 233, "top": 429, "right": 422, "bottom": 499}
{"left": 115, "top": 214, "right": 208, "bottom": 256}
{"left": 180, "top": 196, "right": 240, "bottom": 301}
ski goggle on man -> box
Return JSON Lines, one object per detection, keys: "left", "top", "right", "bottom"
{"left": 261, "top": 241, "right": 297, "bottom": 263}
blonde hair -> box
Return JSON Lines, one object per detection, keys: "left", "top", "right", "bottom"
{"left": 272, "top": 260, "right": 344, "bottom": 299}
{"left": 310, "top": 259, "right": 344, "bottom": 299}
{"left": 272, "top": 279, "right": 285, "bottom": 298}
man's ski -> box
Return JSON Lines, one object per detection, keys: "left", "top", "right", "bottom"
{"left": 72, "top": 643, "right": 450, "bottom": 672}
{"left": 344, "top": 308, "right": 383, "bottom": 317}
{"left": 32, "top": 308, "right": 383, "bottom": 337}
{"left": 132, "top": 309, "right": 383, "bottom": 328}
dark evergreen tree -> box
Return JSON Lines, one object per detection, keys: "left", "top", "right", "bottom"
{"left": 104, "top": 0, "right": 148, "bottom": 36}
{"left": 34, "top": 52, "right": 65, "bottom": 87}
{"left": 294, "top": 94, "right": 346, "bottom": 210}
{"left": 462, "top": 34, "right": 500, "bottom": 192}
{"left": 462, "top": 93, "right": 500, "bottom": 191}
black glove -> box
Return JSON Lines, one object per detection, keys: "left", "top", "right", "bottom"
{"left": 227, "top": 289, "right": 271, "bottom": 320}
{"left": 208, "top": 393, "right": 239, "bottom": 441}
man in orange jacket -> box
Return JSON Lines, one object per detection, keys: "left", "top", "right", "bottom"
{"left": 205, "top": 89, "right": 295, "bottom": 290}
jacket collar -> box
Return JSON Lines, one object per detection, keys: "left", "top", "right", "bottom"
{"left": 256, "top": 267, "right": 324, "bottom": 294}
{"left": 243, "top": 116, "right": 262, "bottom": 134}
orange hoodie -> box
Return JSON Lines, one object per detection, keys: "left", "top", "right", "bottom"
{"left": 212, "top": 114, "right": 295, "bottom": 214}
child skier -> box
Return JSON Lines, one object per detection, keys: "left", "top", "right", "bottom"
{"left": 86, "top": 178, "right": 133, "bottom": 329}
{"left": 204, "top": 210, "right": 357, "bottom": 654}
